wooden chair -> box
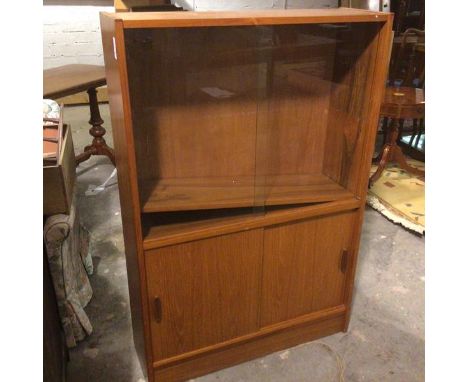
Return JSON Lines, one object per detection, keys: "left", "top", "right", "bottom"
{"left": 370, "top": 28, "right": 425, "bottom": 186}
{"left": 392, "top": 0, "right": 425, "bottom": 36}
{"left": 391, "top": 28, "right": 424, "bottom": 87}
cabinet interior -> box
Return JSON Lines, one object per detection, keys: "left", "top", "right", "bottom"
{"left": 124, "top": 22, "right": 381, "bottom": 215}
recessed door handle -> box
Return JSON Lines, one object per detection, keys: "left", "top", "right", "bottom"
{"left": 340, "top": 249, "right": 349, "bottom": 274}
{"left": 154, "top": 296, "right": 162, "bottom": 323}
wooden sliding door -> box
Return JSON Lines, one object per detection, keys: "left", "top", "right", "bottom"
{"left": 260, "top": 210, "right": 356, "bottom": 327}
{"left": 145, "top": 229, "right": 263, "bottom": 360}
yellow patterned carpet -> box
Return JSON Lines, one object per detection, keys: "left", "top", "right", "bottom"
{"left": 368, "top": 159, "right": 425, "bottom": 234}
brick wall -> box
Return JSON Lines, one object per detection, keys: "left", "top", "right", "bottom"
{"left": 43, "top": 1, "right": 338, "bottom": 69}
{"left": 43, "top": 6, "right": 113, "bottom": 69}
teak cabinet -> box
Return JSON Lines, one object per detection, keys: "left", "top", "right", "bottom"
{"left": 101, "top": 8, "right": 393, "bottom": 382}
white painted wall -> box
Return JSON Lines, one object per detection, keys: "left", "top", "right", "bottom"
{"left": 43, "top": 5, "right": 113, "bottom": 69}
{"left": 177, "top": 0, "right": 338, "bottom": 10}
{"left": 43, "top": 1, "right": 338, "bottom": 69}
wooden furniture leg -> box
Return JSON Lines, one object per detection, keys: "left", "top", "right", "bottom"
{"left": 370, "top": 145, "right": 391, "bottom": 187}
{"left": 415, "top": 118, "right": 424, "bottom": 148}
{"left": 372, "top": 117, "right": 389, "bottom": 164}
{"left": 409, "top": 118, "right": 418, "bottom": 146}
{"left": 369, "top": 118, "right": 424, "bottom": 187}
{"left": 393, "top": 145, "right": 425, "bottom": 177}
{"left": 75, "top": 87, "right": 116, "bottom": 166}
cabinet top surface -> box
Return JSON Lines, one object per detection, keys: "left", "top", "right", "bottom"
{"left": 102, "top": 7, "right": 391, "bottom": 29}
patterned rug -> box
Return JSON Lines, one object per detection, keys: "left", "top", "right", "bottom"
{"left": 367, "top": 159, "right": 425, "bottom": 235}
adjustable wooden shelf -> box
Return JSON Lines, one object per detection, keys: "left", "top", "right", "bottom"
{"left": 101, "top": 8, "right": 393, "bottom": 382}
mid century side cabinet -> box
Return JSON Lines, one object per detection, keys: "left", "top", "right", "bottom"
{"left": 101, "top": 8, "right": 393, "bottom": 382}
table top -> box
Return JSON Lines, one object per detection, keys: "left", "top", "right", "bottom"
{"left": 393, "top": 35, "right": 419, "bottom": 45}
{"left": 43, "top": 64, "right": 106, "bottom": 99}
{"left": 383, "top": 87, "right": 425, "bottom": 106}
{"left": 380, "top": 86, "right": 425, "bottom": 119}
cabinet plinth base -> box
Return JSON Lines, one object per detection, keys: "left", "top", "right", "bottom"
{"left": 153, "top": 308, "right": 346, "bottom": 382}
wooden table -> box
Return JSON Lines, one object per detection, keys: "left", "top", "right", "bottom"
{"left": 43, "top": 64, "right": 115, "bottom": 166}
{"left": 370, "top": 86, "right": 425, "bottom": 186}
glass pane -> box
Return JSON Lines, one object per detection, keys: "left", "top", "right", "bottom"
{"left": 256, "top": 22, "right": 381, "bottom": 205}
{"left": 124, "top": 22, "right": 381, "bottom": 217}
{"left": 124, "top": 26, "right": 265, "bottom": 214}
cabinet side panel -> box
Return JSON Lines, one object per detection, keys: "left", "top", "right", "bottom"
{"left": 354, "top": 16, "right": 394, "bottom": 200}
{"left": 343, "top": 15, "right": 394, "bottom": 329}
{"left": 322, "top": 22, "right": 381, "bottom": 193}
{"left": 100, "top": 14, "right": 152, "bottom": 380}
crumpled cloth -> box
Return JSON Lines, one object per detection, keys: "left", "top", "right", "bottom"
{"left": 44, "top": 192, "right": 93, "bottom": 348}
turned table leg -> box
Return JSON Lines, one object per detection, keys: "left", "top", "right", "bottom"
{"left": 75, "top": 87, "right": 115, "bottom": 166}
{"left": 370, "top": 118, "right": 398, "bottom": 186}
{"left": 369, "top": 117, "right": 425, "bottom": 187}
{"left": 372, "top": 117, "right": 389, "bottom": 164}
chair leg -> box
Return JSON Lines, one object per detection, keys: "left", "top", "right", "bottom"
{"left": 415, "top": 118, "right": 424, "bottom": 148}
{"left": 382, "top": 117, "right": 389, "bottom": 147}
{"left": 409, "top": 118, "right": 418, "bottom": 146}
{"left": 397, "top": 119, "right": 404, "bottom": 142}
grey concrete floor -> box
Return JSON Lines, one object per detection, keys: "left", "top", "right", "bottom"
{"left": 65, "top": 105, "right": 424, "bottom": 382}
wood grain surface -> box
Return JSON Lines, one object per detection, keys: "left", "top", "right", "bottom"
{"left": 100, "top": 9, "right": 394, "bottom": 381}
{"left": 145, "top": 230, "right": 263, "bottom": 360}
